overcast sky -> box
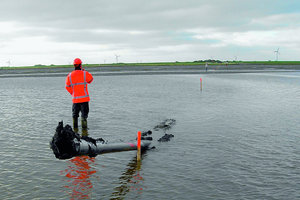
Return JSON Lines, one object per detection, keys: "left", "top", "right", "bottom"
{"left": 0, "top": 0, "right": 299, "bottom": 66}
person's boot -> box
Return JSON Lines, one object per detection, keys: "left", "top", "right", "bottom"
{"left": 81, "top": 117, "right": 88, "bottom": 136}
{"left": 73, "top": 117, "right": 79, "bottom": 133}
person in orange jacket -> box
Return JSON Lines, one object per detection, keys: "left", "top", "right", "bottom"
{"left": 65, "top": 58, "right": 93, "bottom": 135}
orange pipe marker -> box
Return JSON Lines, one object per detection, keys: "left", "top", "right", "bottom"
{"left": 137, "top": 131, "right": 141, "bottom": 161}
{"left": 200, "top": 78, "right": 203, "bottom": 91}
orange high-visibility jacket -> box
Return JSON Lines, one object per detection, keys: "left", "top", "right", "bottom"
{"left": 65, "top": 70, "right": 93, "bottom": 103}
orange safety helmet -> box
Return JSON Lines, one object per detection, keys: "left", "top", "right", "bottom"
{"left": 73, "top": 58, "right": 82, "bottom": 65}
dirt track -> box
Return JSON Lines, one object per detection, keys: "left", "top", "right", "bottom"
{"left": 1, "top": 64, "right": 300, "bottom": 78}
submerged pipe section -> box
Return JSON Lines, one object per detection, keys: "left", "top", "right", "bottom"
{"left": 50, "top": 121, "right": 151, "bottom": 160}
{"left": 77, "top": 139, "right": 151, "bottom": 155}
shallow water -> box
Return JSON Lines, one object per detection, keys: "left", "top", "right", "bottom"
{"left": 0, "top": 72, "right": 299, "bottom": 199}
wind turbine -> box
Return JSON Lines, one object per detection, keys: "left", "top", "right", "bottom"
{"left": 115, "top": 54, "right": 120, "bottom": 63}
{"left": 274, "top": 48, "right": 280, "bottom": 61}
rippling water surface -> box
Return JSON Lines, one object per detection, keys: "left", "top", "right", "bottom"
{"left": 0, "top": 72, "right": 299, "bottom": 199}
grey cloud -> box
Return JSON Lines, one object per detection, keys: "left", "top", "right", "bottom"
{"left": 0, "top": 0, "right": 299, "bottom": 65}
{"left": 0, "top": 0, "right": 275, "bottom": 48}
{"left": 0, "top": 0, "right": 287, "bottom": 31}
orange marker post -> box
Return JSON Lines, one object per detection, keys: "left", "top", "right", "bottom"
{"left": 137, "top": 131, "right": 141, "bottom": 161}
{"left": 200, "top": 78, "right": 203, "bottom": 91}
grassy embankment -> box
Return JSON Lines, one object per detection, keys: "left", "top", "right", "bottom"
{"left": 1, "top": 60, "right": 300, "bottom": 70}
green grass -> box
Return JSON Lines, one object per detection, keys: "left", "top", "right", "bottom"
{"left": 238, "top": 61, "right": 300, "bottom": 65}
{"left": 1, "top": 60, "right": 300, "bottom": 70}
{"left": 0, "top": 65, "right": 70, "bottom": 70}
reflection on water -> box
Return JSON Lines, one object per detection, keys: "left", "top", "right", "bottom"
{"left": 60, "top": 125, "right": 146, "bottom": 199}
{"left": 110, "top": 154, "right": 146, "bottom": 200}
{"left": 61, "top": 142, "right": 146, "bottom": 199}
{"left": 61, "top": 156, "right": 98, "bottom": 199}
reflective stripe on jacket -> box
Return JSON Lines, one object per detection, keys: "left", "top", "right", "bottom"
{"left": 65, "top": 70, "right": 93, "bottom": 103}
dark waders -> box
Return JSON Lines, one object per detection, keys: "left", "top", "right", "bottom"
{"left": 72, "top": 102, "right": 89, "bottom": 136}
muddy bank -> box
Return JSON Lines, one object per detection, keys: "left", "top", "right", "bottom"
{"left": 1, "top": 64, "right": 300, "bottom": 78}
